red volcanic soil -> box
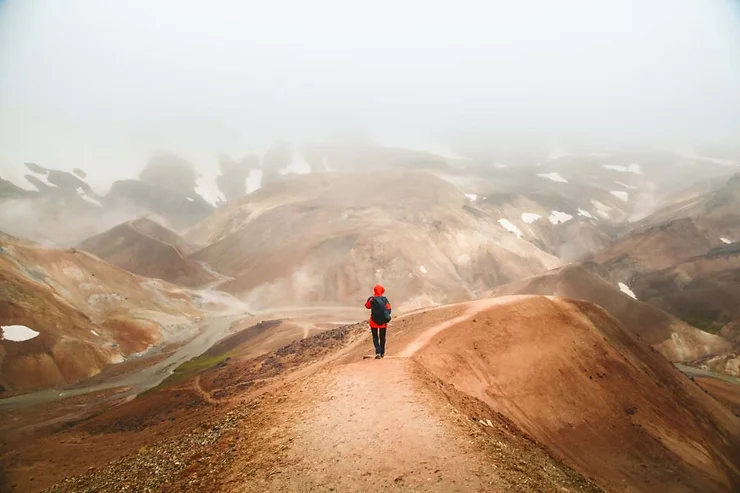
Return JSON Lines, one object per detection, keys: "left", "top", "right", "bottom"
{"left": 2, "top": 296, "right": 738, "bottom": 492}
{"left": 0, "top": 235, "right": 200, "bottom": 394}
{"left": 693, "top": 376, "right": 740, "bottom": 417}
{"left": 491, "top": 263, "right": 732, "bottom": 363}
{"left": 77, "top": 218, "right": 218, "bottom": 287}
{"left": 413, "top": 296, "right": 740, "bottom": 493}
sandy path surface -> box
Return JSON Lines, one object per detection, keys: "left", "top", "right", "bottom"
{"left": 398, "top": 297, "right": 530, "bottom": 357}
{"left": 229, "top": 298, "right": 519, "bottom": 492}
{"left": 240, "top": 360, "right": 502, "bottom": 492}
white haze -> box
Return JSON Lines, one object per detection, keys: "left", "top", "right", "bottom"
{"left": 1, "top": 0, "right": 740, "bottom": 190}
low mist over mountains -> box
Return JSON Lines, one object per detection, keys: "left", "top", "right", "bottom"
{"left": 2, "top": 142, "right": 737, "bottom": 248}
{"left": 2, "top": 1, "right": 740, "bottom": 490}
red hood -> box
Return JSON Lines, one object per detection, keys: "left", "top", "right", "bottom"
{"left": 373, "top": 284, "right": 385, "bottom": 296}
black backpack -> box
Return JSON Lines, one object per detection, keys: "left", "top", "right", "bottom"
{"left": 370, "top": 295, "right": 392, "bottom": 325}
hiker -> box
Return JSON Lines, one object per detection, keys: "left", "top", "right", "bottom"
{"left": 365, "top": 284, "right": 392, "bottom": 359}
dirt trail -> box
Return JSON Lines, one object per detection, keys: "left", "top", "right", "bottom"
{"left": 228, "top": 298, "right": 533, "bottom": 492}
{"left": 398, "top": 297, "right": 527, "bottom": 357}
{"left": 239, "top": 360, "right": 503, "bottom": 492}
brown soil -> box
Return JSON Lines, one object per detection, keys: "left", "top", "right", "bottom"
{"left": 491, "top": 263, "right": 732, "bottom": 362}
{"left": 77, "top": 218, "right": 217, "bottom": 287}
{"left": 233, "top": 359, "right": 506, "bottom": 492}
{"left": 631, "top": 248, "right": 740, "bottom": 343}
{"left": 415, "top": 296, "right": 740, "bottom": 492}
{"left": 0, "top": 235, "right": 202, "bottom": 394}
{"left": 694, "top": 376, "right": 740, "bottom": 416}
{"left": 2, "top": 296, "right": 738, "bottom": 493}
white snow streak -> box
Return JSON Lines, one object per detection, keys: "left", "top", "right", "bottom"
{"left": 30, "top": 172, "right": 57, "bottom": 188}
{"left": 195, "top": 175, "right": 225, "bottom": 207}
{"left": 615, "top": 181, "right": 638, "bottom": 190}
{"left": 611, "top": 191, "right": 629, "bottom": 202}
{"left": 537, "top": 172, "right": 568, "bottom": 183}
{"left": 498, "top": 219, "right": 523, "bottom": 238}
{"left": 591, "top": 200, "right": 612, "bottom": 218}
{"left": 578, "top": 209, "right": 594, "bottom": 218}
{"left": 245, "top": 169, "right": 263, "bottom": 194}
{"left": 603, "top": 164, "right": 642, "bottom": 175}
{"left": 548, "top": 211, "right": 573, "bottom": 225}
{"left": 419, "top": 265, "right": 428, "bottom": 274}
{"left": 465, "top": 193, "right": 478, "bottom": 202}
{"left": 0, "top": 165, "right": 36, "bottom": 191}
{"left": 279, "top": 150, "right": 312, "bottom": 176}
{"left": 76, "top": 187, "right": 103, "bottom": 207}
{"left": 618, "top": 283, "right": 637, "bottom": 299}
{"left": 720, "top": 238, "right": 733, "bottom": 244}
{"left": 1, "top": 325, "right": 40, "bottom": 341}
{"left": 521, "top": 212, "right": 542, "bottom": 223}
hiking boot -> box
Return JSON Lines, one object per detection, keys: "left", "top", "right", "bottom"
{"left": 380, "top": 353, "right": 385, "bottom": 358}
{"left": 375, "top": 354, "right": 381, "bottom": 359}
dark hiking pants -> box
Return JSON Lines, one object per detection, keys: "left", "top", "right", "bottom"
{"left": 371, "top": 328, "right": 386, "bottom": 356}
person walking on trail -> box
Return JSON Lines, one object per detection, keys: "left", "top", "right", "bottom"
{"left": 365, "top": 284, "right": 392, "bottom": 359}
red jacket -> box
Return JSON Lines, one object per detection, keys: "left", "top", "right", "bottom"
{"left": 365, "top": 284, "right": 392, "bottom": 328}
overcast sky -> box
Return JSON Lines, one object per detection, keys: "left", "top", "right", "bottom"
{"left": 1, "top": 0, "right": 739, "bottom": 188}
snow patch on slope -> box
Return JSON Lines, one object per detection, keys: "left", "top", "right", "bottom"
{"left": 465, "top": 193, "right": 478, "bottom": 202}
{"left": 721, "top": 237, "right": 733, "bottom": 244}
{"left": 615, "top": 181, "right": 638, "bottom": 190}
{"left": 578, "top": 209, "right": 594, "bottom": 219}
{"left": 280, "top": 150, "right": 312, "bottom": 176}
{"left": 246, "top": 169, "right": 263, "bottom": 194}
{"left": 591, "top": 200, "right": 611, "bottom": 218}
{"left": 521, "top": 213, "right": 541, "bottom": 223}
{"left": 537, "top": 172, "right": 568, "bottom": 183}
{"left": 603, "top": 164, "right": 642, "bottom": 175}
{"left": 195, "top": 174, "right": 225, "bottom": 207}
{"left": 618, "top": 283, "right": 637, "bottom": 299}
{"left": 29, "top": 171, "right": 57, "bottom": 188}
{"left": 419, "top": 265, "right": 428, "bottom": 274}
{"left": 498, "top": 219, "right": 523, "bottom": 238}
{"left": 546, "top": 148, "right": 570, "bottom": 161}
{"left": 611, "top": 191, "right": 629, "bottom": 202}
{"left": 76, "top": 187, "right": 103, "bottom": 207}
{"left": 675, "top": 151, "right": 738, "bottom": 167}
{"left": 0, "top": 163, "right": 37, "bottom": 191}
{"left": 549, "top": 211, "right": 573, "bottom": 225}
{"left": 1, "top": 325, "right": 40, "bottom": 341}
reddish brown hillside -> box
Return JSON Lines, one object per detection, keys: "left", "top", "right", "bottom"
{"left": 413, "top": 297, "right": 740, "bottom": 493}
{"left": 78, "top": 218, "right": 218, "bottom": 287}
{"left": 0, "top": 235, "right": 201, "bottom": 394}
{"left": 491, "top": 264, "right": 732, "bottom": 362}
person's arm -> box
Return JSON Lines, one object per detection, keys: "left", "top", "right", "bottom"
{"left": 386, "top": 300, "right": 391, "bottom": 314}
{"left": 365, "top": 297, "right": 373, "bottom": 309}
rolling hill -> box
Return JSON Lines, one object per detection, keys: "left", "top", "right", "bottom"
{"left": 0, "top": 234, "right": 202, "bottom": 394}
{"left": 413, "top": 296, "right": 740, "bottom": 493}
{"left": 77, "top": 217, "right": 219, "bottom": 287}
{"left": 490, "top": 263, "right": 733, "bottom": 363}
{"left": 187, "top": 171, "right": 563, "bottom": 310}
